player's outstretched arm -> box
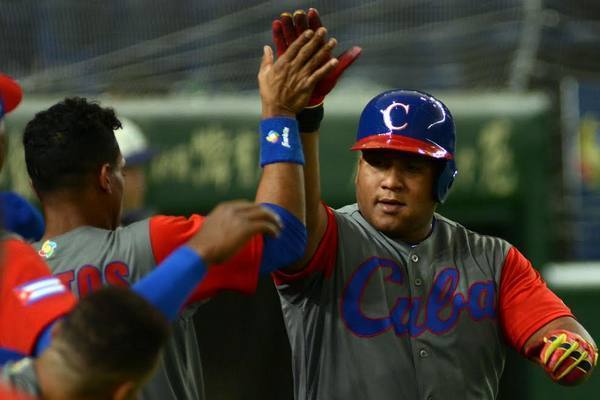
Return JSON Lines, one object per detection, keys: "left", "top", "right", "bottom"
{"left": 254, "top": 24, "right": 339, "bottom": 273}
{"left": 33, "top": 201, "right": 282, "bottom": 354}
{"left": 271, "top": 9, "right": 361, "bottom": 271}
{"left": 255, "top": 25, "right": 338, "bottom": 221}
{"left": 523, "top": 316, "right": 597, "bottom": 386}
{"left": 134, "top": 201, "right": 282, "bottom": 319}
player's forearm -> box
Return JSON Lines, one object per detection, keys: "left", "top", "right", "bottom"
{"left": 295, "top": 131, "right": 328, "bottom": 268}
{"left": 255, "top": 163, "right": 305, "bottom": 223}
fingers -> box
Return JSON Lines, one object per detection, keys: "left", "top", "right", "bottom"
{"left": 260, "top": 45, "right": 274, "bottom": 71}
{"left": 292, "top": 9, "right": 309, "bottom": 36}
{"left": 279, "top": 12, "right": 297, "bottom": 46}
{"left": 258, "top": 46, "right": 274, "bottom": 84}
{"left": 330, "top": 46, "right": 362, "bottom": 80}
{"left": 307, "top": 8, "right": 323, "bottom": 31}
{"left": 279, "top": 29, "right": 315, "bottom": 62}
{"left": 294, "top": 27, "right": 329, "bottom": 66}
{"left": 245, "top": 219, "right": 281, "bottom": 238}
{"left": 272, "top": 20, "right": 288, "bottom": 57}
{"left": 237, "top": 205, "right": 283, "bottom": 237}
{"left": 306, "top": 57, "right": 339, "bottom": 90}
{"left": 301, "top": 37, "right": 337, "bottom": 77}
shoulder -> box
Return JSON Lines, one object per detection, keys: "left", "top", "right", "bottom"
{"left": 433, "top": 213, "right": 512, "bottom": 263}
{"left": 333, "top": 203, "right": 375, "bottom": 235}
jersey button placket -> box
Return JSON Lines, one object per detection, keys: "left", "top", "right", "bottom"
{"left": 411, "top": 254, "right": 419, "bottom": 263}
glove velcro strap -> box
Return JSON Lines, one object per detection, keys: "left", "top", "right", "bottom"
{"left": 296, "top": 104, "right": 324, "bottom": 133}
{"left": 259, "top": 117, "right": 304, "bottom": 167}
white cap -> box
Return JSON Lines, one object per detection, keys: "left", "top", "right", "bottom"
{"left": 115, "top": 117, "right": 157, "bottom": 166}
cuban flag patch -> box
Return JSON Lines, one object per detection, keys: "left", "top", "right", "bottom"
{"left": 13, "top": 277, "right": 67, "bottom": 306}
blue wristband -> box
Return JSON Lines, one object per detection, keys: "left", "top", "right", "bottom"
{"left": 259, "top": 117, "right": 304, "bottom": 167}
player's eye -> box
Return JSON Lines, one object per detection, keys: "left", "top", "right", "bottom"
{"left": 363, "top": 153, "right": 389, "bottom": 169}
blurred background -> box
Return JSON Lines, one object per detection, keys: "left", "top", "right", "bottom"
{"left": 1, "top": 0, "right": 599, "bottom": 399}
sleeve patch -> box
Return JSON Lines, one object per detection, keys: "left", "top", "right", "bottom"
{"left": 13, "top": 277, "right": 67, "bottom": 306}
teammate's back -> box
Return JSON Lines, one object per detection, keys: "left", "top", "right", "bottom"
{"left": 34, "top": 221, "right": 203, "bottom": 400}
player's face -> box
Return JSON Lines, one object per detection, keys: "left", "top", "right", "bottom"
{"left": 109, "top": 154, "right": 126, "bottom": 228}
{"left": 355, "top": 150, "right": 438, "bottom": 243}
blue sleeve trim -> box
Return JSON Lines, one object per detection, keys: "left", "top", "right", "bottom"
{"left": 133, "top": 246, "right": 206, "bottom": 321}
{"left": 259, "top": 203, "right": 307, "bottom": 275}
{"left": 33, "top": 321, "right": 55, "bottom": 356}
{"left": 0, "top": 347, "right": 27, "bottom": 366}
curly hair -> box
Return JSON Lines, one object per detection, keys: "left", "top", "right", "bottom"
{"left": 23, "top": 97, "right": 121, "bottom": 194}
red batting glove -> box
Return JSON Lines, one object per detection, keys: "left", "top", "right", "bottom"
{"left": 538, "top": 329, "right": 597, "bottom": 385}
{"left": 272, "top": 8, "right": 362, "bottom": 107}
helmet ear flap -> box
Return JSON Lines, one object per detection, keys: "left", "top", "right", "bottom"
{"left": 435, "top": 159, "right": 457, "bottom": 203}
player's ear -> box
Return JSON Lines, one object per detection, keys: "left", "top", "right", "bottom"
{"left": 354, "top": 153, "right": 361, "bottom": 185}
{"left": 112, "top": 380, "right": 137, "bottom": 400}
{"left": 99, "top": 163, "right": 113, "bottom": 193}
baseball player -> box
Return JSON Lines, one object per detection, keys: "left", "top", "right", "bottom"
{"left": 21, "top": 29, "right": 338, "bottom": 400}
{"left": 271, "top": 9, "right": 597, "bottom": 400}
{"left": 0, "top": 74, "right": 283, "bottom": 374}
{"left": 0, "top": 74, "right": 45, "bottom": 241}
{"left": 2, "top": 286, "right": 171, "bottom": 400}
{"left": 1, "top": 199, "right": 283, "bottom": 361}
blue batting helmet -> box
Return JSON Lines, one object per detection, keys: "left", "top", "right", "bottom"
{"left": 351, "top": 89, "right": 458, "bottom": 203}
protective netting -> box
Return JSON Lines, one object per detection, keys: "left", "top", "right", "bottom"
{"left": 5, "top": 0, "right": 598, "bottom": 95}
{"left": 2, "top": 0, "right": 598, "bottom": 96}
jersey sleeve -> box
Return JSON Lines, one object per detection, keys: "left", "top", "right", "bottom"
{"left": 0, "top": 239, "right": 76, "bottom": 355}
{"left": 498, "top": 246, "right": 574, "bottom": 353}
{"left": 149, "top": 215, "right": 264, "bottom": 301}
{"left": 273, "top": 203, "right": 338, "bottom": 285}
{"left": 149, "top": 215, "right": 206, "bottom": 263}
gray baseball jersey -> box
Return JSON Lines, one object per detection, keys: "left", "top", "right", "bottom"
{"left": 0, "top": 358, "right": 40, "bottom": 397}
{"left": 275, "top": 203, "right": 571, "bottom": 400}
{"left": 34, "top": 215, "right": 263, "bottom": 400}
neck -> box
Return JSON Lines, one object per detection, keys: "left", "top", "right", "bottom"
{"left": 41, "top": 189, "right": 116, "bottom": 240}
{"left": 400, "top": 215, "right": 434, "bottom": 245}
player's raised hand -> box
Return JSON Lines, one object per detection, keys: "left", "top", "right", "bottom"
{"left": 272, "top": 8, "right": 362, "bottom": 107}
{"left": 258, "top": 26, "right": 339, "bottom": 118}
{"left": 186, "top": 201, "right": 282, "bottom": 265}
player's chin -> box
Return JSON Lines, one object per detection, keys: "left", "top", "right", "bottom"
{"left": 369, "top": 214, "right": 408, "bottom": 237}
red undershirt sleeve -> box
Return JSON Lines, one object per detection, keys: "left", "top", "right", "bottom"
{"left": 273, "top": 204, "right": 338, "bottom": 285}
{"left": 499, "top": 246, "right": 573, "bottom": 353}
{"left": 149, "top": 215, "right": 264, "bottom": 302}
{"left": 0, "top": 239, "right": 76, "bottom": 355}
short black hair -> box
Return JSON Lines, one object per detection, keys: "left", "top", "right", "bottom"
{"left": 55, "top": 286, "right": 170, "bottom": 397}
{"left": 23, "top": 97, "right": 121, "bottom": 194}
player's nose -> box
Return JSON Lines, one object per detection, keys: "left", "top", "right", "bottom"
{"left": 380, "top": 164, "right": 405, "bottom": 191}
